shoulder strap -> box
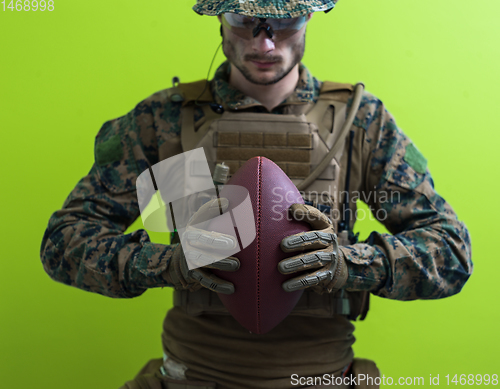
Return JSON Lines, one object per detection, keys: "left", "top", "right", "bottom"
{"left": 164, "top": 79, "right": 215, "bottom": 105}
{"left": 298, "top": 82, "right": 364, "bottom": 191}
{"left": 320, "top": 81, "right": 354, "bottom": 95}
{"left": 178, "top": 80, "right": 214, "bottom": 106}
{"left": 181, "top": 104, "right": 222, "bottom": 152}
{"left": 305, "top": 81, "right": 354, "bottom": 150}
{"left": 175, "top": 80, "right": 223, "bottom": 152}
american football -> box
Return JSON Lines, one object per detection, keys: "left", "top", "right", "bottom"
{"left": 210, "top": 156, "right": 310, "bottom": 334}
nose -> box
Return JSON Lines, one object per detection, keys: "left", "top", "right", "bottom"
{"left": 252, "top": 29, "right": 275, "bottom": 53}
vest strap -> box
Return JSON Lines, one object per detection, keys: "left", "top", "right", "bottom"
{"left": 179, "top": 80, "right": 214, "bottom": 106}
{"left": 181, "top": 104, "right": 222, "bottom": 152}
{"left": 320, "top": 81, "right": 354, "bottom": 94}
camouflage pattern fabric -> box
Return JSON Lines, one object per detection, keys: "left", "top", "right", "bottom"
{"left": 193, "top": 0, "right": 338, "bottom": 19}
{"left": 40, "top": 60, "right": 473, "bottom": 302}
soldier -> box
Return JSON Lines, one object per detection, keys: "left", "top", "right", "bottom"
{"left": 40, "top": 1, "right": 473, "bottom": 388}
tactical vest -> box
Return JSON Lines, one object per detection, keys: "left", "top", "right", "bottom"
{"left": 167, "top": 79, "right": 370, "bottom": 322}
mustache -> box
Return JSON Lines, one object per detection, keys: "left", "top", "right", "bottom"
{"left": 244, "top": 55, "right": 282, "bottom": 63}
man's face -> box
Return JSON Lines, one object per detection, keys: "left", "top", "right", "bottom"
{"left": 218, "top": 14, "right": 312, "bottom": 86}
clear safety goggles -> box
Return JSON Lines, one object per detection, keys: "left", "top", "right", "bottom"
{"left": 221, "top": 13, "right": 308, "bottom": 41}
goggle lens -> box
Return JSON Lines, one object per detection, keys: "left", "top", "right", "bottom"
{"left": 222, "top": 13, "right": 307, "bottom": 41}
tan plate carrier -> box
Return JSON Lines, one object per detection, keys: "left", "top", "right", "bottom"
{"left": 170, "top": 79, "right": 369, "bottom": 321}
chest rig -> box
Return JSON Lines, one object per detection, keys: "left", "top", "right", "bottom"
{"left": 169, "top": 79, "right": 369, "bottom": 321}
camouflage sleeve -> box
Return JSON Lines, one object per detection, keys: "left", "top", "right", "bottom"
{"left": 340, "top": 92, "right": 473, "bottom": 300}
{"left": 40, "top": 96, "right": 181, "bottom": 298}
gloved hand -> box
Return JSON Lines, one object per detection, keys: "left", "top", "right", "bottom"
{"left": 279, "top": 203, "right": 348, "bottom": 294}
{"left": 167, "top": 197, "right": 240, "bottom": 295}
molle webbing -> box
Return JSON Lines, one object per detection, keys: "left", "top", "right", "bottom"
{"left": 216, "top": 131, "right": 312, "bottom": 149}
{"left": 212, "top": 113, "right": 316, "bottom": 179}
{"left": 195, "top": 109, "right": 342, "bottom": 183}
{"left": 173, "top": 288, "right": 369, "bottom": 321}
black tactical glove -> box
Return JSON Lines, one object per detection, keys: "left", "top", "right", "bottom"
{"left": 167, "top": 198, "right": 240, "bottom": 295}
{"left": 279, "top": 203, "right": 348, "bottom": 294}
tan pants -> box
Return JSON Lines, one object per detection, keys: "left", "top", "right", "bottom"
{"left": 120, "top": 358, "right": 380, "bottom": 389}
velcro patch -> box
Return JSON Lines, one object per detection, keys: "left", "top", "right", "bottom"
{"left": 404, "top": 143, "right": 427, "bottom": 174}
{"left": 96, "top": 134, "right": 123, "bottom": 166}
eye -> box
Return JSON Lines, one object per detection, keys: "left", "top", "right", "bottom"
{"left": 241, "top": 18, "right": 255, "bottom": 25}
{"left": 274, "top": 16, "right": 307, "bottom": 30}
{"left": 232, "top": 14, "right": 256, "bottom": 26}
{"left": 279, "top": 18, "right": 295, "bottom": 26}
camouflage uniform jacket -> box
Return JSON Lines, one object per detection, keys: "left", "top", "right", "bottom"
{"left": 40, "top": 61, "right": 473, "bottom": 300}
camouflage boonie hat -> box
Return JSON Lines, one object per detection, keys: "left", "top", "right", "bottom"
{"left": 193, "top": 0, "right": 338, "bottom": 19}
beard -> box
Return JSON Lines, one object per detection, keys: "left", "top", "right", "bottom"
{"left": 222, "top": 30, "right": 306, "bottom": 86}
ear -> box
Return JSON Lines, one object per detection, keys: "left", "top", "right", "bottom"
{"left": 307, "top": 13, "right": 313, "bottom": 21}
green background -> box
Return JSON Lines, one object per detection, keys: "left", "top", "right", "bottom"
{"left": 1, "top": 0, "right": 498, "bottom": 387}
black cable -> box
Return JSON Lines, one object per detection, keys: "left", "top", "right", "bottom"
{"left": 194, "top": 42, "right": 224, "bottom": 114}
